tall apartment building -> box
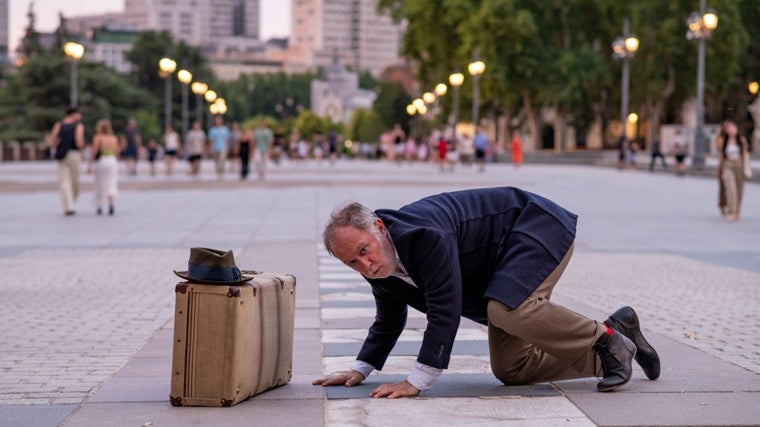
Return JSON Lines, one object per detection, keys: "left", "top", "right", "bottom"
{"left": 66, "top": 0, "right": 259, "bottom": 48}
{"left": 123, "top": 0, "right": 260, "bottom": 46}
{"left": 290, "top": 0, "right": 403, "bottom": 76}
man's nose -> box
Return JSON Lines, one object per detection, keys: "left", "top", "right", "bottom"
{"left": 357, "top": 258, "right": 371, "bottom": 273}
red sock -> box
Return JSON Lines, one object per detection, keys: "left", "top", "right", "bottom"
{"left": 605, "top": 325, "right": 614, "bottom": 335}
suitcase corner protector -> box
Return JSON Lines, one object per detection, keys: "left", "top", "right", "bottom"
{"left": 169, "top": 396, "right": 183, "bottom": 407}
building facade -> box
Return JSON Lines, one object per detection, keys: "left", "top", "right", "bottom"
{"left": 290, "top": 0, "right": 403, "bottom": 77}
{"left": 67, "top": 0, "right": 260, "bottom": 49}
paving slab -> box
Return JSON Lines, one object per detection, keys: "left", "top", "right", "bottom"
{"left": 567, "top": 392, "right": 760, "bottom": 427}
{"left": 322, "top": 340, "right": 490, "bottom": 357}
{"left": 325, "top": 374, "right": 559, "bottom": 399}
{"left": 61, "top": 399, "right": 324, "bottom": 427}
{"left": 325, "top": 396, "right": 595, "bottom": 427}
{"left": 0, "top": 405, "right": 78, "bottom": 427}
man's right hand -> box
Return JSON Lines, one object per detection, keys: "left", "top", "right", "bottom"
{"left": 312, "top": 370, "right": 364, "bottom": 387}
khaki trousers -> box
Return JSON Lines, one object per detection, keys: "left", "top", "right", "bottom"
{"left": 57, "top": 150, "right": 82, "bottom": 213}
{"left": 487, "top": 244, "right": 606, "bottom": 385}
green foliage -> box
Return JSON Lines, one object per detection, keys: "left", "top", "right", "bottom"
{"left": 382, "top": 0, "right": 752, "bottom": 146}
{"left": 372, "top": 82, "right": 413, "bottom": 134}
{"left": 347, "top": 109, "right": 385, "bottom": 142}
{"left": 293, "top": 110, "right": 332, "bottom": 140}
{"left": 215, "top": 72, "right": 315, "bottom": 124}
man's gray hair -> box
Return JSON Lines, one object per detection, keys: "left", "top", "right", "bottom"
{"left": 323, "top": 202, "right": 378, "bottom": 256}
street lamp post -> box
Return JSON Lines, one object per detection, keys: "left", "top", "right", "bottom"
{"left": 448, "top": 72, "right": 464, "bottom": 141}
{"left": 687, "top": 1, "right": 718, "bottom": 168}
{"left": 158, "top": 57, "right": 177, "bottom": 130}
{"left": 468, "top": 59, "right": 486, "bottom": 127}
{"left": 177, "top": 69, "right": 192, "bottom": 136}
{"left": 612, "top": 18, "right": 639, "bottom": 154}
{"left": 63, "top": 42, "right": 84, "bottom": 107}
{"left": 191, "top": 82, "right": 208, "bottom": 129}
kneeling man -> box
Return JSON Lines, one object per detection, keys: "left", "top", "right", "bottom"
{"left": 314, "top": 187, "right": 660, "bottom": 398}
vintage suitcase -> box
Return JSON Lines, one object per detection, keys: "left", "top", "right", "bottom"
{"left": 170, "top": 272, "right": 296, "bottom": 407}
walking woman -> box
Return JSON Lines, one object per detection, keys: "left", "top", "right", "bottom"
{"left": 91, "top": 119, "right": 120, "bottom": 215}
{"left": 716, "top": 120, "right": 751, "bottom": 221}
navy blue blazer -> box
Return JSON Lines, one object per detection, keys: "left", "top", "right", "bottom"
{"left": 357, "top": 187, "right": 577, "bottom": 370}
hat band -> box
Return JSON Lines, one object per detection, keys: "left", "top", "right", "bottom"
{"left": 187, "top": 262, "right": 242, "bottom": 282}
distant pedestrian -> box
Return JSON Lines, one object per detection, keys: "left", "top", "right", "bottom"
{"left": 672, "top": 129, "right": 688, "bottom": 176}
{"left": 437, "top": 133, "right": 448, "bottom": 172}
{"left": 237, "top": 127, "right": 253, "bottom": 180}
{"left": 228, "top": 122, "right": 242, "bottom": 173}
{"left": 628, "top": 140, "right": 639, "bottom": 168}
{"left": 208, "top": 116, "right": 231, "bottom": 178}
{"left": 328, "top": 129, "right": 339, "bottom": 163}
{"left": 91, "top": 118, "right": 119, "bottom": 216}
{"left": 272, "top": 127, "right": 285, "bottom": 165}
{"left": 716, "top": 120, "right": 750, "bottom": 221}
{"left": 458, "top": 134, "right": 474, "bottom": 168}
{"left": 616, "top": 134, "right": 628, "bottom": 169}
{"left": 122, "top": 118, "right": 142, "bottom": 176}
{"left": 185, "top": 121, "right": 206, "bottom": 176}
{"left": 648, "top": 137, "right": 667, "bottom": 171}
{"left": 253, "top": 119, "right": 274, "bottom": 180}
{"left": 162, "top": 125, "right": 182, "bottom": 176}
{"left": 474, "top": 126, "right": 488, "bottom": 172}
{"left": 47, "top": 106, "right": 85, "bottom": 216}
{"left": 510, "top": 132, "right": 523, "bottom": 169}
{"left": 147, "top": 139, "right": 160, "bottom": 176}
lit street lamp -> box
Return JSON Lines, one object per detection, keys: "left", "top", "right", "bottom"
{"left": 210, "top": 98, "right": 227, "bottom": 116}
{"left": 434, "top": 83, "right": 447, "bottom": 97}
{"left": 191, "top": 82, "right": 207, "bottom": 128}
{"left": 177, "top": 69, "right": 192, "bottom": 136}
{"left": 63, "top": 42, "right": 85, "bottom": 107}
{"left": 448, "top": 72, "right": 464, "bottom": 140}
{"left": 422, "top": 92, "right": 436, "bottom": 106}
{"left": 686, "top": 1, "right": 718, "bottom": 168}
{"left": 204, "top": 89, "right": 218, "bottom": 124}
{"left": 468, "top": 59, "right": 486, "bottom": 127}
{"left": 158, "top": 57, "right": 177, "bottom": 130}
{"left": 612, "top": 18, "right": 639, "bottom": 154}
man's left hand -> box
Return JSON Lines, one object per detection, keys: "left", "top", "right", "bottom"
{"left": 369, "top": 380, "right": 420, "bottom": 399}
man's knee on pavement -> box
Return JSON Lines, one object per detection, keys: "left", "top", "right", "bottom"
{"left": 491, "top": 356, "right": 540, "bottom": 386}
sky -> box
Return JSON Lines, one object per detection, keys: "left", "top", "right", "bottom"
{"left": 8, "top": 0, "right": 291, "bottom": 56}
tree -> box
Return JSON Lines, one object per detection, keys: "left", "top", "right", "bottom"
{"left": 216, "top": 72, "right": 316, "bottom": 124}
{"left": 347, "top": 109, "right": 385, "bottom": 142}
{"left": 372, "top": 82, "right": 413, "bottom": 134}
{"left": 18, "top": 2, "right": 43, "bottom": 60}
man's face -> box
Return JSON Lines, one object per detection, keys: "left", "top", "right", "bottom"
{"left": 331, "top": 221, "right": 397, "bottom": 279}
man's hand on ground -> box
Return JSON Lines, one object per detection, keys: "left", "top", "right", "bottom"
{"left": 312, "top": 370, "right": 364, "bottom": 387}
{"left": 369, "top": 380, "right": 420, "bottom": 399}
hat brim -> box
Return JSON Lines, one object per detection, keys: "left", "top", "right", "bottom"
{"left": 173, "top": 270, "right": 255, "bottom": 285}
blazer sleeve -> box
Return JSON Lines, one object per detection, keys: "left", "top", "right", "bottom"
{"left": 410, "top": 231, "right": 462, "bottom": 369}
{"left": 356, "top": 285, "right": 408, "bottom": 370}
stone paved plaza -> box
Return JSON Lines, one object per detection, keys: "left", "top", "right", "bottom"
{"left": 0, "top": 158, "right": 758, "bottom": 426}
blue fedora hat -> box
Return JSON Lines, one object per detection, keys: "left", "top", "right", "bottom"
{"left": 174, "top": 247, "right": 254, "bottom": 285}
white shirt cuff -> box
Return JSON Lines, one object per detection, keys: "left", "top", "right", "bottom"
{"left": 351, "top": 360, "right": 375, "bottom": 379}
{"left": 406, "top": 362, "right": 443, "bottom": 391}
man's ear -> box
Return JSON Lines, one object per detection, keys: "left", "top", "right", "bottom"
{"left": 374, "top": 218, "right": 385, "bottom": 232}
